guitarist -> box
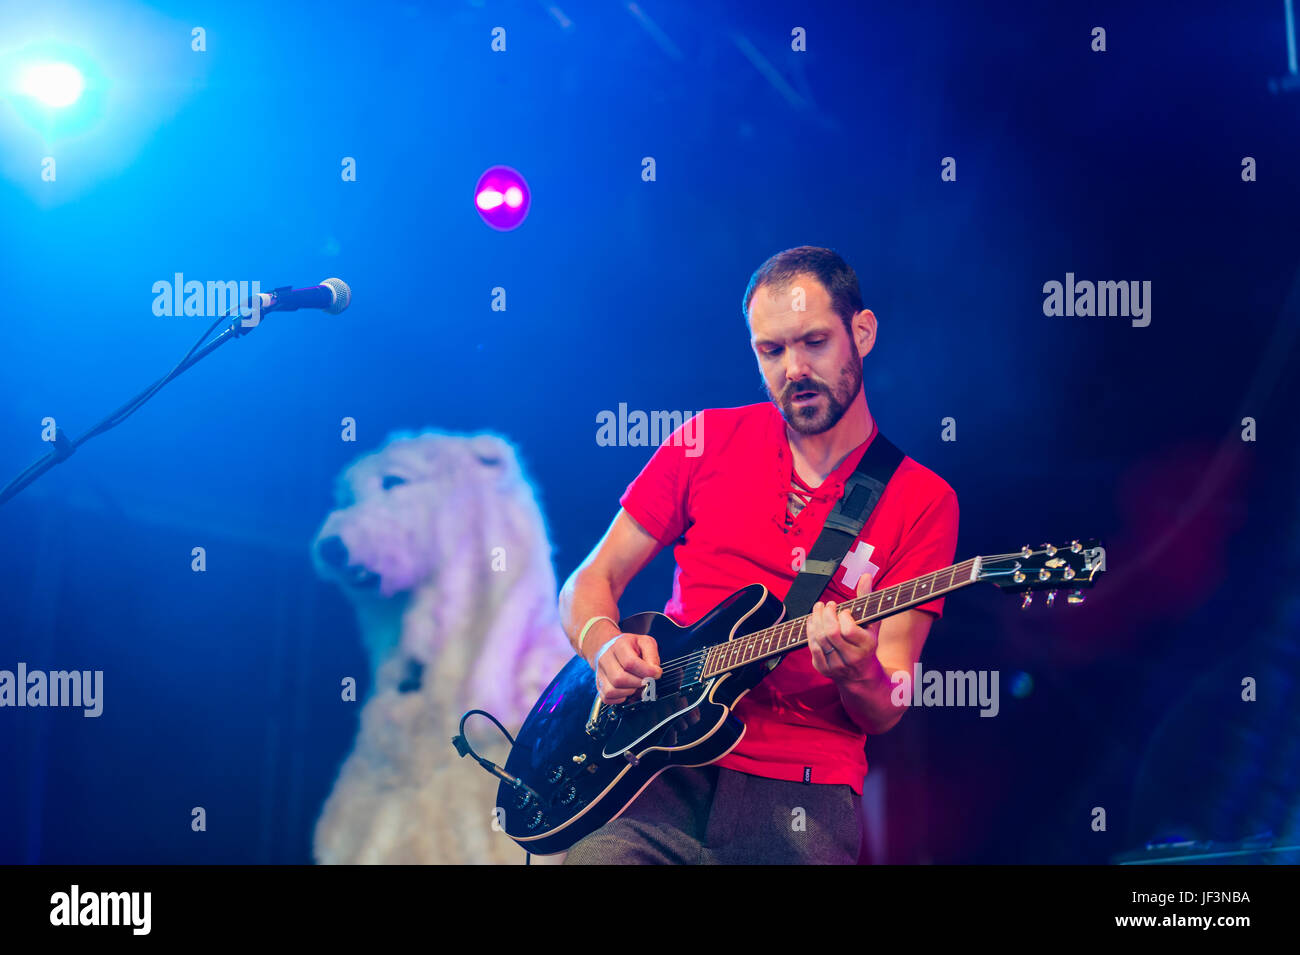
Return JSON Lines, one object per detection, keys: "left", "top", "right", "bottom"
{"left": 558, "top": 246, "right": 960, "bottom": 864}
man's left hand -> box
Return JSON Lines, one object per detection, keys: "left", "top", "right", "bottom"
{"left": 806, "top": 573, "right": 885, "bottom": 686}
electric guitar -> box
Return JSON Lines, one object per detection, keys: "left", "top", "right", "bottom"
{"left": 496, "top": 540, "right": 1107, "bottom": 854}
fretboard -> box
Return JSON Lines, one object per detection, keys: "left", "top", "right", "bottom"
{"left": 701, "top": 558, "right": 980, "bottom": 677}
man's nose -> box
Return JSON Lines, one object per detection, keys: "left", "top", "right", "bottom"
{"left": 783, "top": 353, "right": 812, "bottom": 385}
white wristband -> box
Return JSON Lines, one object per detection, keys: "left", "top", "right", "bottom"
{"left": 577, "top": 615, "right": 619, "bottom": 655}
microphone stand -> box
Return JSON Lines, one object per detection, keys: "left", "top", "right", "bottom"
{"left": 0, "top": 288, "right": 296, "bottom": 508}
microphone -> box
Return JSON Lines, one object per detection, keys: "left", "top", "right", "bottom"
{"left": 254, "top": 278, "right": 352, "bottom": 315}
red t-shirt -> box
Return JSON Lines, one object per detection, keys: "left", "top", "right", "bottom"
{"left": 618, "top": 402, "right": 959, "bottom": 794}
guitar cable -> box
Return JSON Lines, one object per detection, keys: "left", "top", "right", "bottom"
{"left": 452, "top": 709, "right": 538, "bottom": 866}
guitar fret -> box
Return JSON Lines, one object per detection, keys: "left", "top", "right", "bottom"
{"left": 771, "top": 623, "right": 786, "bottom": 656}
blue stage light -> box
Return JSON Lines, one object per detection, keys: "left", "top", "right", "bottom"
{"left": 19, "top": 61, "right": 84, "bottom": 107}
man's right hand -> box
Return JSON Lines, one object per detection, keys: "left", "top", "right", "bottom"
{"left": 588, "top": 631, "right": 662, "bottom": 705}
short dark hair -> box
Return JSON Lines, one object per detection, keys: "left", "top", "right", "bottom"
{"left": 742, "top": 246, "right": 864, "bottom": 339}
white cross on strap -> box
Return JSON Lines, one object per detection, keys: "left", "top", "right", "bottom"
{"left": 839, "top": 540, "right": 879, "bottom": 591}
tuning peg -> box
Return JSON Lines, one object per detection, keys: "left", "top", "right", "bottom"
{"left": 1021, "top": 545, "right": 1032, "bottom": 558}
{"left": 1070, "top": 540, "right": 1082, "bottom": 553}
{"left": 1066, "top": 589, "right": 1085, "bottom": 606}
{"left": 1043, "top": 543, "right": 1057, "bottom": 556}
{"left": 1021, "top": 592, "right": 1033, "bottom": 610}
{"left": 1046, "top": 590, "right": 1058, "bottom": 607}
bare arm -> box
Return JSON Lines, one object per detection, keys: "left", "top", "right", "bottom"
{"left": 559, "top": 509, "right": 667, "bottom": 700}
{"left": 806, "top": 568, "right": 937, "bottom": 735}
{"left": 835, "top": 608, "right": 934, "bottom": 735}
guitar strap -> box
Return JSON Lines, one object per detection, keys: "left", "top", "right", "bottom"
{"left": 781, "top": 432, "right": 905, "bottom": 617}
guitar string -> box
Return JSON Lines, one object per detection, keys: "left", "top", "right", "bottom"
{"left": 643, "top": 559, "right": 980, "bottom": 684}
{"left": 647, "top": 557, "right": 985, "bottom": 675}
{"left": 601, "top": 550, "right": 1066, "bottom": 699}
{"left": 592, "top": 550, "right": 1089, "bottom": 719}
{"left": 612, "top": 570, "right": 942, "bottom": 696}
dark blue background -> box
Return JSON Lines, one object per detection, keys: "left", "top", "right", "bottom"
{"left": 0, "top": 0, "right": 1297, "bottom": 862}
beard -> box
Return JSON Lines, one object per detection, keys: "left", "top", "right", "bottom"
{"left": 763, "top": 355, "right": 863, "bottom": 435}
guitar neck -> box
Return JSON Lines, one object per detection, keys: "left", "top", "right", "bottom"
{"left": 701, "top": 558, "right": 982, "bottom": 678}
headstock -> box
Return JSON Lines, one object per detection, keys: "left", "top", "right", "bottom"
{"left": 977, "top": 539, "right": 1106, "bottom": 609}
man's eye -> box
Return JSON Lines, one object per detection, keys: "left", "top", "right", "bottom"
{"left": 808, "top": 339, "right": 825, "bottom": 346}
{"left": 382, "top": 475, "right": 407, "bottom": 490}
{"left": 763, "top": 347, "right": 782, "bottom": 357}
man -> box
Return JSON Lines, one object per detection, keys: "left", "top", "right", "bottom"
{"left": 558, "top": 246, "right": 960, "bottom": 864}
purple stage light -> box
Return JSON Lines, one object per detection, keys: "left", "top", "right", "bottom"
{"left": 474, "top": 165, "right": 531, "bottom": 231}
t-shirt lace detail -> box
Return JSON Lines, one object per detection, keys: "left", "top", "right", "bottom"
{"left": 785, "top": 470, "right": 816, "bottom": 524}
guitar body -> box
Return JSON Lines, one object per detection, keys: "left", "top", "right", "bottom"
{"left": 498, "top": 583, "right": 785, "bottom": 855}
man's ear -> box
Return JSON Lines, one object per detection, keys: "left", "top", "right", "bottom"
{"left": 853, "top": 308, "right": 877, "bottom": 359}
